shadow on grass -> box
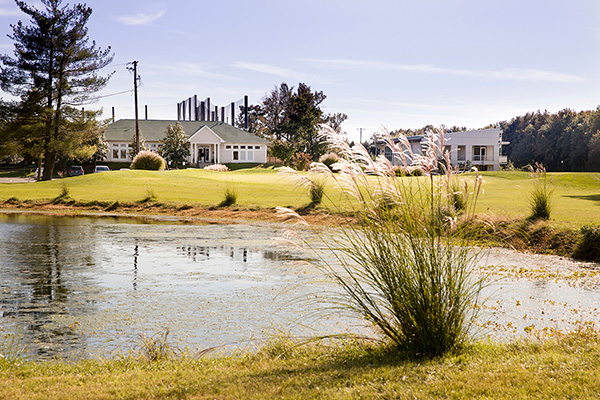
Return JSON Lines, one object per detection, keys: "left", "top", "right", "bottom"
{"left": 566, "top": 194, "right": 600, "bottom": 205}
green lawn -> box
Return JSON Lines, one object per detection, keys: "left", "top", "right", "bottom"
{"left": 1, "top": 168, "right": 599, "bottom": 227}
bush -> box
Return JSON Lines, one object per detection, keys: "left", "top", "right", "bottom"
{"left": 318, "top": 152, "right": 340, "bottom": 171}
{"left": 572, "top": 225, "right": 600, "bottom": 263}
{"left": 204, "top": 164, "right": 229, "bottom": 172}
{"left": 290, "top": 152, "right": 312, "bottom": 171}
{"left": 130, "top": 150, "right": 166, "bottom": 171}
{"left": 393, "top": 166, "right": 424, "bottom": 177}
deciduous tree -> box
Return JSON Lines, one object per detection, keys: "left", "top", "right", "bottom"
{"left": 160, "top": 122, "right": 190, "bottom": 168}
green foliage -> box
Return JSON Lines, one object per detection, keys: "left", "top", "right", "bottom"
{"left": 219, "top": 185, "right": 238, "bottom": 207}
{"left": 528, "top": 164, "right": 553, "bottom": 221}
{"left": 0, "top": 0, "right": 113, "bottom": 180}
{"left": 308, "top": 177, "right": 325, "bottom": 206}
{"left": 572, "top": 225, "right": 600, "bottom": 262}
{"left": 160, "top": 122, "right": 190, "bottom": 168}
{"left": 500, "top": 107, "right": 600, "bottom": 172}
{"left": 280, "top": 127, "right": 485, "bottom": 356}
{"left": 129, "top": 131, "right": 148, "bottom": 159}
{"left": 253, "top": 82, "right": 347, "bottom": 164}
{"left": 130, "top": 150, "right": 166, "bottom": 171}
{"left": 290, "top": 152, "right": 312, "bottom": 171}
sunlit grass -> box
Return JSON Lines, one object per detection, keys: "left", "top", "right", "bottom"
{"left": 0, "top": 168, "right": 599, "bottom": 227}
{"left": 2, "top": 333, "right": 600, "bottom": 399}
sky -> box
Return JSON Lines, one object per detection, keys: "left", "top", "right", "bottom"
{"left": 1, "top": 0, "right": 600, "bottom": 142}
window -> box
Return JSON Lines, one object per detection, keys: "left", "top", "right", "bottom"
{"left": 254, "top": 146, "right": 261, "bottom": 150}
{"left": 233, "top": 151, "right": 239, "bottom": 161}
{"left": 233, "top": 145, "right": 238, "bottom": 149}
{"left": 113, "top": 149, "right": 119, "bottom": 159}
{"left": 240, "top": 145, "right": 246, "bottom": 149}
{"left": 120, "top": 149, "right": 127, "bottom": 159}
{"left": 473, "top": 146, "right": 487, "bottom": 162}
{"left": 226, "top": 145, "right": 231, "bottom": 149}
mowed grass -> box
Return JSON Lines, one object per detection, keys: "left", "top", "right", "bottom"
{"left": 0, "top": 168, "right": 599, "bottom": 227}
{"left": 2, "top": 333, "right": 600, "bottom": 399}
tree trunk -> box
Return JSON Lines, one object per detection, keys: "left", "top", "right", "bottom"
{"left": 42, "top": 148, "right": 56, "bottom": 181}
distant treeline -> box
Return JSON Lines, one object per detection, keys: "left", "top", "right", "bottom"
{"left": 500, "top": 108, "right": 600, "bottom": 172}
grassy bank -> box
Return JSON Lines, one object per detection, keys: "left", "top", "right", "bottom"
{"left": 1, "top": 169, "right": 599, "bottom": 226}
{"left": 1, "top": 333, "right": 600, "bottom": 399}
{"left": 1, "top": 168, "right": 599, "bottom": 258}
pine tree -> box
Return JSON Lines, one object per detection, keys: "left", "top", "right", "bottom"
{"left": 0, "top": 0, "right": 113, "bottom": 180}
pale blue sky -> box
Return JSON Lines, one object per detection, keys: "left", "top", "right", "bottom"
{"left": 1, "top": 0, "right": 599, "bottom": 142}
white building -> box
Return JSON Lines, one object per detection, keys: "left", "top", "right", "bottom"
{"left": 378, "top": 128, "right": 509, "bottom": 171}
{"left": 103, "top": 119, "right": 269, "bottom": 166}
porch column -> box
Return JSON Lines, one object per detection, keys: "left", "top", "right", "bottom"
{"left": 216, "top": 143, "right": 220, "bottom": 164}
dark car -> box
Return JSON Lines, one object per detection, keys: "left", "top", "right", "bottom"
{"left": 68, "top": 165, "right": 84, "bottom": 177}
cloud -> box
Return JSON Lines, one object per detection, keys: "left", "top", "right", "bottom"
{"left": 117, "top": 4, "right": 167, "bottom": 26}
{"left": 148, "top": 62, "right": 235, "bottom": 81}
{"left": 306, "top": 59, "right": 583, "bottom": 83}
{"left": 232, "top": 62, "right": 302, "bottom": 79}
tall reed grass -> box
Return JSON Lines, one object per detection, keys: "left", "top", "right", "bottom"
{"left": 528, "top": 164, "right": 553, "bottom": 221}
{"left": 279, "top": 127, "right": 486, "bottom": 356}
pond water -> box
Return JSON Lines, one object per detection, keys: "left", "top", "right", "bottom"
{"left": 0, "top": 212, "right": 599, "bottom": 360}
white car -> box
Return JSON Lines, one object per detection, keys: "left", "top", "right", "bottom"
{"left": 94, "top": 165, "right": 110, "bottom": 173}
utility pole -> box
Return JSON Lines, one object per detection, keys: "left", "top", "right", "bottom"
{"left": 128, "top": 60, "right": 140, "bottom": 154}
{"left": 357, "top": 127, "right": 366, "bottom": 143}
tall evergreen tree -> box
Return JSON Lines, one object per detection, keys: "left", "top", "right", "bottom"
{"left": 0, "top": 0, "right": 113, "bottom": 180}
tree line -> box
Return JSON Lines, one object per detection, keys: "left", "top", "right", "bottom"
{"left": 499, "top": 108, "right": 600, "bottom": 172}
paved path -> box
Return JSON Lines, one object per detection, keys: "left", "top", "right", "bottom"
{"left": 0, "top": 177, "right": 34, "bottom": 183}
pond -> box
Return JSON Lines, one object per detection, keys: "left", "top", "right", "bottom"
{"left": 0, "top": 212, "right": 599, "bottom": 360}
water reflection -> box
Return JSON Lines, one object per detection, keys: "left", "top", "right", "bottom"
{"left": 0, "top": 214, "right": 319, "bottom": 360}
{"left": 2, "top": 213, "right": 598, "bottom": 361}
{"left": 177, "top": 245, "right": 249, "bottom": 263}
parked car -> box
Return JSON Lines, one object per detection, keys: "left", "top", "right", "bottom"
{"left": 68, "top": 165, "right": 84, "bottom": 177}
{"left": 94, "top": 165, "right": 110, "bottom": 173}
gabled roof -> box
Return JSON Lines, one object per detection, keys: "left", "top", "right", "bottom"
{"left": 104, "top": 119, "right": 268, "bottom": 144}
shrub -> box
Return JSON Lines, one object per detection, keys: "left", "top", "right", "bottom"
{"left": 130, "top": 150, "right": 166, "bottom": 171}
{"left": 204, "top": 164, "right": 229, "bottom": 172}
{"left": 572, "top": 225, "right": 600, "bottom": 262}
{"left": 528, "top": 164, "right": 553, "bottom": 221}
{"left": 278, "top": 127, "right": 485, "bottom": 356}
{"left": 290, "top": 152, "right": 312, "bottom": 171}
{"left": 318, "top": 152, "right": 340, "bottom": 171}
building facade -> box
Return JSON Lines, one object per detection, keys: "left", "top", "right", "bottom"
{"left": 103, "top": 119, "right": 269, "bottom": 166}
{"left": 378, "top": 128, "right": 509, "bottom": 171}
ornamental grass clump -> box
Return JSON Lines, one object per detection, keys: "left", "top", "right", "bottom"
{"left": 278, "top": 167, "right": 327, "bottom": 208}
{"left": 278, "top": 126, "right": 485, "bottom": 356}
{"left": 219, "top": 184, "right": 238, "bottom": 207}
{"left": 130, "top": 150, "right": 166, "bottom": 171}
{"left": 528, "top": 164, "right": 553, "bottom": 221}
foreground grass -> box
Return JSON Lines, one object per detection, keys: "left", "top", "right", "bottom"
{"left": 2, "top": 333, "right": 600, "bottom": 399}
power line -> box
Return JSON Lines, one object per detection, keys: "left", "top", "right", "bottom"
{"left": 95, "top": 89, "right": 133, "bottom": 99}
